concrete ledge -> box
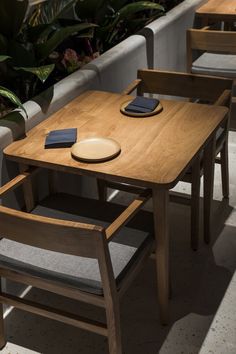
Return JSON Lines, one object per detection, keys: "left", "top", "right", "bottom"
{"left": 142, "top": 0, "right": 206, "bottom": 70}
{"left": 85, "top": 34, "right": 148, "bottom": 93}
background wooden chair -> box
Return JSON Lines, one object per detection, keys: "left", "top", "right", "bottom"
{"left": 97, "top": 69, "right": 232, "bottom": 249}
{"left": 187, "top": 27, "right": 236, "bottom": 197}
{"left": 0, "top": 167, "right": 154, "bottom": 354}
{"left": 187, "top": 28, "right": 236, "bottom": 81}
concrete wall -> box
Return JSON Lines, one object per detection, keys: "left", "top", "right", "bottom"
{"left": 86, "top": 34, "right": 148, "bottom": 93}
{"left": 142, "top": 0, "right": 206, "bottom": 71}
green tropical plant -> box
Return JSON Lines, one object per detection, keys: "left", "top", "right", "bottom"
{"left": 159, "top": 0, "right": 183, "bottom": 11}
{"left": 0, "top": 0, "right": 179, "bottom": 118}
{"left": 0, "top": 56, "right": 27, "bottom": 117}
{"left": 0, "top": 85, "right": 27, "bottom": 117}
{"left": 0, "top": 0, "right": 96, "bottom": 103}
{"left": 75, "top": 0, "right": 165, "bottom": 52}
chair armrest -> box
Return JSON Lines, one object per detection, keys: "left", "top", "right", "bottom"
{"left": 121, "top": 79, "right": 142, "bottom": 95}
{"left": 214, "top": 89, "right": 231, "bottom": 107}
{"left": 105, "top": 189, "right": 151, "bottom": 241}
{"left": 0, "top": 167, "right": 40, "bottom": 198}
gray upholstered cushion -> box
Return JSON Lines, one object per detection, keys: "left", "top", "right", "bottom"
{"left": 192, "top": 53, "right": 236, "bottom": 78}
{"left": 0, "top": 195, "right": 152, "bottom": 295}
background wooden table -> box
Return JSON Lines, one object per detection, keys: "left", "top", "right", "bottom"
{"left": 196, "top": 0, "right": 236, "bottom": 26}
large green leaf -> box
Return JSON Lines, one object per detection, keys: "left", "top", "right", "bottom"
{"left": 110, "top": 2, "right": 164, "bottom": 27}
{"left": 8, "top": 40, "right": 35, "bottom": 67}
{"left": 27, "top": 23, "right": 54, "bottom": 43}
{"left": 110, "top": 0, "right": 129, "bottom": 11}
{"left": 0, "top": 0, "right": 28, "bottom": 38}
{"left": 14, "top": 64, "right": 55, "bottom": 83}
{"left": 75, "top": 28, "right": 95, "bottom": 39}
{"left": 0, "top": 86, "right": 27, "bottom": 117}
{"left": 36, "top": 23, "right": 97, "bottom": 61}
{"left": 75, "top": 0, "right": 109, "bottom": 21}
{"left": 100, "top": 1, "right": 164, "bottom": 39}
{"left": 0, "top": 55, "right": 11, "bottom": 62}
{"left": 29, "top": 0, "right": 77, "bottom": 26}
{"left": 0, "top": 34, "right": 8, "bottom": 52}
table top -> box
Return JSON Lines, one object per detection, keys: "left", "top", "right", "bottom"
{"left": 196, "top": 0, "right": 236, "bottom": 18}
{"left": 4, "top": 91, "right": 228, "bottom": 189}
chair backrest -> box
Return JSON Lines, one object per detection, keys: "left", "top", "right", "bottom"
{"left": 0, "top": 171, "right": 151, "bottom": 283}
{"left": 0, "top": 172, "right": 152, "bottom": 353}
{"left": 186, "top": 28, "right": 236, "bottom": 72}
{"left": 0, "top": 204, "right": 104, "bottom": 259}
{"left": 136, "top": 69, "right": 233, "bottom": 105}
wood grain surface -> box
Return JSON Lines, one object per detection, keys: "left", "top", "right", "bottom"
{"left": 4, "top": 91, "right": 228, "bottom": 189}
{"left": 196, "top": 0, "right": 236, "bottom": 18}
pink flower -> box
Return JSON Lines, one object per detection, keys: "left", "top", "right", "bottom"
{"left": 62, "top": 49, "right": 80, "bottom": 74}
{"left": 63, "top": 48, "right": 78, "bottom": 63}
{"left": 92, "top": 52, "right": 100, "bottom": 59}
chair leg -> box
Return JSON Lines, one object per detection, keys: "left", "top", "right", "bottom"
{"left": 191, "top": 155, "right": 201, "bottom": 251}
{"left": 203, "top": 136, "right": 216, "bottom": 244}
{"left": 150, "top": 253, "right": 172, "bottom": 298}
{"left": 220, "top": 142, "right": 229, "bottom": 198}
{"left": 105, "top": 298, "right": 122, "bottom": 354}
{"left": 0, "top": 280, "right": 6, "bottom": 350}
{"left": 48, "top": 170, "right": 59, "bottom": 194}
{"left": 97, "top": 179, "right": 108, "bottom": 202}
{"left": 19, "top": 164, "right": 35, "bottom": 212}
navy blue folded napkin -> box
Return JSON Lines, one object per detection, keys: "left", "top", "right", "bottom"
{"left": 45, "top": 128, "right": 77, "bottom": 148}
{"left": 125, "top": 96, "right": 159, "bottom": 113}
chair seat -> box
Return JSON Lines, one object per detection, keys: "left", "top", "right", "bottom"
{"left": 192, "top": 53, "right": 236, "bottom": 78}
{"left": 0, "top": 194, "right": 152, "bottom": 295}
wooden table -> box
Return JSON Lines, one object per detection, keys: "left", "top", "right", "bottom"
{"left": 4, "top": 90, "right": 228, "bottom": 324}
{"left": 196, "top": 0, "right": 236, "bottom": 26}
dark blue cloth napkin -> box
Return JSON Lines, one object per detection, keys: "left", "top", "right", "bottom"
{"left": 125, "top": 96, "right": 159, "bottom": 113}
{"left": 45, "top": 128, "right": 77, "bottom": 148}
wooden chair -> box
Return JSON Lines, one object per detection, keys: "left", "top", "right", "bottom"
{"left": 97, "top": 69, "right": 232, "bottom": 248}
{"left": 187, "top": 27, "right": 236, "bottom": 195}
{"left": 187, "top": 28, "right": 236, "bottom": 81}
{"left": 0, "top": 167, "right": 154, "bottom": 354}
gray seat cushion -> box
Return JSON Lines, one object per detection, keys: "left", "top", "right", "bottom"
{"left": 0, "top": 194, "right": 153, "bottom": 295}
{"left": 192, "top": 53, "right": 236, "bottom": 78}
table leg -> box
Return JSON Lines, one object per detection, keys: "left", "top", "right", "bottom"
{"left": 19, "top": 163, "right": 35, "bottom": 212}
{"left": 203, "top": 17, "right": 210, "bottom": 27}
{"left": 203, "top": 135, "right": 216, "bottom": 244}
{"left": 191, "top": 154, "right": 201, "bottom": 251}
{"left": 48, "top": 170, "right": 59, "bottom": 194}
{"left": 97, "top": 178, "right": 108, "bottom": 201}
{"left": 152, "top": 188, "right": 169, "bottom": 325}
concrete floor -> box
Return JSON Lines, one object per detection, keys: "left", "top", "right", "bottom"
{"left": 1, "top": 129, "right": 236, "bottom": 354}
